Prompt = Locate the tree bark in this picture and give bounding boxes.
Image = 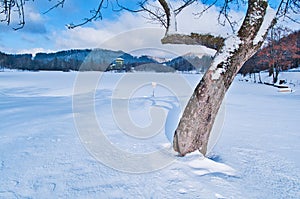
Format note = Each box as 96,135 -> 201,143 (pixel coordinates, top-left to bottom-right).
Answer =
161,33 -> 225,50
258,72 -> 262,83
172,0 -> 274,156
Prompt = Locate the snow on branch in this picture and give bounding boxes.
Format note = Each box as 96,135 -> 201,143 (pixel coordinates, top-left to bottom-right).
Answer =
210,35 -> 242,80
253,6 -> 277,45
253,7 -> 276,45
157,0 -> 177,33
161,33 -> 225,50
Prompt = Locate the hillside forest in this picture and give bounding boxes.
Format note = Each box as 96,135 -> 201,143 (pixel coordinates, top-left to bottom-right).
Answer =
0,31 -> 299,80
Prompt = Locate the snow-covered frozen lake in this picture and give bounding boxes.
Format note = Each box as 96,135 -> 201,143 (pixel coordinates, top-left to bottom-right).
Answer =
0,71 -> 299,198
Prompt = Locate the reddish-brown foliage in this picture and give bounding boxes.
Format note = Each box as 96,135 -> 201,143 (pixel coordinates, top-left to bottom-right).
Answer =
240,31 -> 300,76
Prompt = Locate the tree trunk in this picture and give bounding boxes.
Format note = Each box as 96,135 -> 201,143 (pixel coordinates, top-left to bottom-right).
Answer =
173,43 -> 259,155
173,0 -> 273,156
274,66 -> 279,83
258,71 -> 262,84
272,65 -> 276,83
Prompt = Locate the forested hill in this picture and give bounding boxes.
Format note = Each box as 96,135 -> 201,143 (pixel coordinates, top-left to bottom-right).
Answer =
0,49 -> 157,72
1,31 -> 299,73
240,30 -> 300,75
0,48 -> 212,72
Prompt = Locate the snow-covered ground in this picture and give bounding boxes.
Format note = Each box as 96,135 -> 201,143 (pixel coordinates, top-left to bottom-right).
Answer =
0,71 -> 299,198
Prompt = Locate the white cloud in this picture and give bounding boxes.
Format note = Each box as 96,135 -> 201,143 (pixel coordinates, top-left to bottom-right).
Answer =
25,8 -> 47,34
54,27 -> 111,49
17,48 -> 56,57
51,2 -> 244,57
53,12 -> 160,49
175,2 -> 245,36
28,11 -> 43,22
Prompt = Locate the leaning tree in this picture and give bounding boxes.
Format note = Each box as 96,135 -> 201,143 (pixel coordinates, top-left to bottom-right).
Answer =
1,0 -> 299,156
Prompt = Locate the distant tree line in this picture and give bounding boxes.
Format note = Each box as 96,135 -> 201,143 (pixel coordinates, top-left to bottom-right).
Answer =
0,48 -> 213,73
0,49 -> 90,71
166,54 -> 212,72
1,29 -> 298,76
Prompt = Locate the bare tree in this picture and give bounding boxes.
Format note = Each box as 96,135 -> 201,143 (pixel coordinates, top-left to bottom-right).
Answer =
166,0 -> 300,156
1,0 -> 299,156
258,26 -> 294,83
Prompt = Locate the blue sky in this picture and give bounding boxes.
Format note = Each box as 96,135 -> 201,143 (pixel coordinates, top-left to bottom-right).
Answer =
0,0 -> 236,56
0,0 -> 299,56
0,0 -> 123,53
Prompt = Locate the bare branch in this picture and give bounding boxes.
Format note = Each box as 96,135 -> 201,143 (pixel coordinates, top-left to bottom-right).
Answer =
13,0 -> 25,30
67,0 -> 108,29
193,0 -> 218,18
140,2 -> 168,28
161,33 -> 225,50
194,0 -> 243,32
113,0 -> 196,31
174,0 -> 197,15
1,0 -> 299,31
43,0 -> 65,14
113,0 -> 145,12
218,0 -> 238,32
111,0 -> 169,29
157,0 -> 171,30
284,14 -> 300,24
0,0 -> 27,30
276,0 -> 300,24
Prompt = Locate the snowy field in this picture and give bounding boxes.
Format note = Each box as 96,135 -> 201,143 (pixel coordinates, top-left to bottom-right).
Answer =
0,71 -> 299,198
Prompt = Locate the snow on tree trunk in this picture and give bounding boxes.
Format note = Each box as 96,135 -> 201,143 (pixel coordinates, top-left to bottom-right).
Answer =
173,0 -> 275,156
